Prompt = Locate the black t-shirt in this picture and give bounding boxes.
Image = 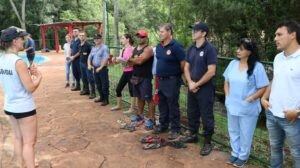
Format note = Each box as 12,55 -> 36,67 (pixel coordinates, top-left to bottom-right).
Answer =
132,46 -> 153,78
79,41 -> 92,64
186,41 -> 217,85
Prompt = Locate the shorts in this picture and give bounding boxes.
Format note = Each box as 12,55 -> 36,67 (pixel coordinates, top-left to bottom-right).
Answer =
132,78 -> 152,101
4,109 -> 36,119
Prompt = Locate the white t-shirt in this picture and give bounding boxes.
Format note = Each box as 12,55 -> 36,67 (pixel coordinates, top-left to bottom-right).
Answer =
0,53 -> 35,113
269,49 -> 300,118
63,43 -> 71,59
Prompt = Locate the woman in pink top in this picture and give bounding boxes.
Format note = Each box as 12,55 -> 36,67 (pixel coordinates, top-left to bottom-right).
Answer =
111,34 -> 136,113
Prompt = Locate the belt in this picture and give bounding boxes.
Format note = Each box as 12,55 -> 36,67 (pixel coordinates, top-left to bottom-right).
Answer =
157,76 -> 179,80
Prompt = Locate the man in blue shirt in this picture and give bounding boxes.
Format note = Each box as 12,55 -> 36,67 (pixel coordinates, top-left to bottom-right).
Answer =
70,28 -> 82,91
88,34 -> 110,106
154,23 -> 186,140
24,34 -> 35,65
183,22 -> 217,156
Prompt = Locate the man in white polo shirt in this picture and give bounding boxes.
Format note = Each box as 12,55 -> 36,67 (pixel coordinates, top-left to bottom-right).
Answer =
261,20 -> 300,168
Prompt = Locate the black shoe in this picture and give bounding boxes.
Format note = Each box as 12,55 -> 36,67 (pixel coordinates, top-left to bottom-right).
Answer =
94,97 -> 103,103
65,83 -> 70,88
152,126 -> 168,134
101,100 -> 109,106
168,131 -> 180,140
80,90 -> 90,95
200,143 -> 213,156
89,93 -> 96,99
71,87 -> 80,91
180,130 -> 198,143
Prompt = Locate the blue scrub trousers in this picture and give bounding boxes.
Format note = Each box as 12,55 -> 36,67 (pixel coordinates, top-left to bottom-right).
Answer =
227,113 -> 258,161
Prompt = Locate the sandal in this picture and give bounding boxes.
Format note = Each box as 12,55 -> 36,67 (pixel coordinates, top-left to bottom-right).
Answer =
140,135 -> 161,144
142,140 -> 166,150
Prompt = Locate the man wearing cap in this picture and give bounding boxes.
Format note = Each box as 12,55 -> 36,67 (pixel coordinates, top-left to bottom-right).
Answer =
153,23 -> 186,140
182,22 -> 217,156
127,29 -> 155,130
24,34 -> 35,65
78,31 -> 95,99
70,28 -> 82,91
88,34 -> 110,106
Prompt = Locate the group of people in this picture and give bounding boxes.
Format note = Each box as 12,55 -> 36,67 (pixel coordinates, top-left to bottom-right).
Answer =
0,19 -> 299,168
64,29 -> 110,106
63,20 -> 300,168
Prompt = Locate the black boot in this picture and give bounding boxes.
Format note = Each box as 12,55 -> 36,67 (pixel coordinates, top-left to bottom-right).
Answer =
200,135 -> 213,156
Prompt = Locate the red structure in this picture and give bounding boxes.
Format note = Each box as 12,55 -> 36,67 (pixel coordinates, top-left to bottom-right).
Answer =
39,21 -> 102,53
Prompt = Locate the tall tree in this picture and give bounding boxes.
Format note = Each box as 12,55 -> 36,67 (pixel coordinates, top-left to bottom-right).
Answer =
9,0 -> 26,29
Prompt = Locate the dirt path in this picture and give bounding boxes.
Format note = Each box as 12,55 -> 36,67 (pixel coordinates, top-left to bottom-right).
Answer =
0,51 -> 256,168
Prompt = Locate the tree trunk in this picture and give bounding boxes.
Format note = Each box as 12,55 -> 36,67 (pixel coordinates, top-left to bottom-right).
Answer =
102,0 -> 107,43
9,0 -> 26,30
113,0 -> 120,55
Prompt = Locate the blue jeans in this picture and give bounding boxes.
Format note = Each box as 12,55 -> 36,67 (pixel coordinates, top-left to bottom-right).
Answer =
65,61 -> 75,84
266,110 -> 300,168
80,62 -> 95,92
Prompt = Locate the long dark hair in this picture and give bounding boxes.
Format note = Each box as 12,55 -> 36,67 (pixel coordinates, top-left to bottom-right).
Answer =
238,38 -> 259,78
124,33 -> 134,45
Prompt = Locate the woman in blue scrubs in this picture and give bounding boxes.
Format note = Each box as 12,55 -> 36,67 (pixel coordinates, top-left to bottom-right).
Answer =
223,38 -> 269,167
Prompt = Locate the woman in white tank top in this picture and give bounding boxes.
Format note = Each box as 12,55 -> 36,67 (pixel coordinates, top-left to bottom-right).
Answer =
0,27 -> 42,168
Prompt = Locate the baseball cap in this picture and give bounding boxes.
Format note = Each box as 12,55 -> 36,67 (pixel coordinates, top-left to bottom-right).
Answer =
94,33 -> 102,39
136,29 -> 148,38
189,22 -> 209,33
0,26 -> 29,42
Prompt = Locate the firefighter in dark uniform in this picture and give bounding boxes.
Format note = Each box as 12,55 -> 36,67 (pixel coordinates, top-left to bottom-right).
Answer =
153,23 -> 186,140
182,22 -> 217,156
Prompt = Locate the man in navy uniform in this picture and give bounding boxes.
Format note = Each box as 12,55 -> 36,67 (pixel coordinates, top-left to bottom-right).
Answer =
182,22 -> 217,156
154,23 -> 186,140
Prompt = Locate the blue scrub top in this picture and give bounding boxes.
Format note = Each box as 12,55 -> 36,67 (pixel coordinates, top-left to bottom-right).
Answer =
223,60 -> 269,116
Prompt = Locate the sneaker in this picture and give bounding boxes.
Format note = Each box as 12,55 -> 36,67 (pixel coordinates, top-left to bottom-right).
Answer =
168,131 -> 180,140
65,83 -> 70,88
179,130 -> 198,143
233,159 -> 247,168
144,119 -> 154,130
94,97 -> 103,103
80,90 -> 89,95
71,86 -> 80,91
152,125 -> 168,134
226,155 -> 238,165
89,93 -> 96,99
200,143 -> 213,156
130,114 -> 144,122
100,100 -> 109,106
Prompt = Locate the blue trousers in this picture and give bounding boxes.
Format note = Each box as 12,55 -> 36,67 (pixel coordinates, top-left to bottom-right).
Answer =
266,110 -> 300,168
187,85 -> 215,137
80,62 -> 95,92
158,76 -> 181,132
71,58 -> 81,87
227,113 -> 258,160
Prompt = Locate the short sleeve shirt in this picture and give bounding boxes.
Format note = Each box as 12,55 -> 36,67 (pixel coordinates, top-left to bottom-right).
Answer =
223,60 -> 269,116
186,41 -> 217,84
156,40 -> 185,77
88,44 -> 109,68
